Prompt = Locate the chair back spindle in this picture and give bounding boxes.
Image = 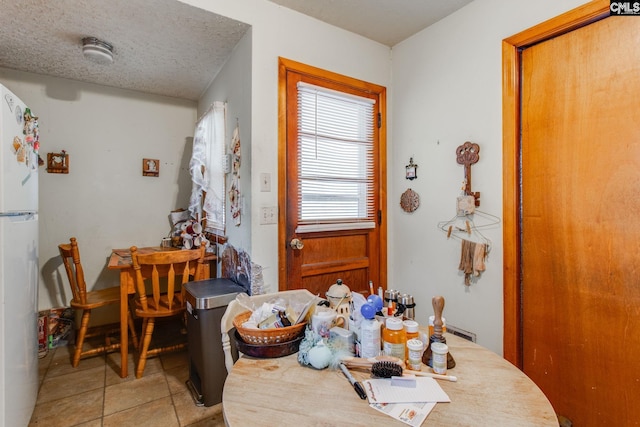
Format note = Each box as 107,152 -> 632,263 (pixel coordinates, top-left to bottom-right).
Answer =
59,237 -> 88,305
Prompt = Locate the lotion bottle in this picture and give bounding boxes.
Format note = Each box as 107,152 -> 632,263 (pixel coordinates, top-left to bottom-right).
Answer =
359,303 -> 381,358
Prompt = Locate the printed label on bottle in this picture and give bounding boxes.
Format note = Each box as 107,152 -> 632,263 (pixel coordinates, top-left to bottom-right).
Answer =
433,352 -> 447,374
360,327 -> 381,358
383,342 -> 406,360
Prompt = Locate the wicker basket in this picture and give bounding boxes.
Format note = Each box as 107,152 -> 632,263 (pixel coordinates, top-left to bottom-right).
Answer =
233,310 -> 307,345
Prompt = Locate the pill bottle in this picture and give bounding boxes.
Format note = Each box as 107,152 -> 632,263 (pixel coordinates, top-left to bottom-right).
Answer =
406,339 -> 424,370
403,320 -> 419,364
403,320 -> 419,340
383,317 -> 406,361
430,342 -> 449,375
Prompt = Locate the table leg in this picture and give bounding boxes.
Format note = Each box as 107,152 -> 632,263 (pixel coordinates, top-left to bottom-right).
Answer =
120,270 -> 129,378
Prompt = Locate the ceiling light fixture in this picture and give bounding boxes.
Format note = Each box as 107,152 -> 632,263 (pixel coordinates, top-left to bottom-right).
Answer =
82,37 -> 114,64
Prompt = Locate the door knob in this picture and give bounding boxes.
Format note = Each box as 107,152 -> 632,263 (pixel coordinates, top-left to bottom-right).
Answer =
290,238 -> 304,250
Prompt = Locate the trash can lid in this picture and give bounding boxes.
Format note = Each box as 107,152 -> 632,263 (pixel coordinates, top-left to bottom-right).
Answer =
184,278 -> 247,309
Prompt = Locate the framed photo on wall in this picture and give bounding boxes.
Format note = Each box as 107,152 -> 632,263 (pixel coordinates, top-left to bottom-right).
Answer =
142,158 -> 159,177
405,157 -> 417,180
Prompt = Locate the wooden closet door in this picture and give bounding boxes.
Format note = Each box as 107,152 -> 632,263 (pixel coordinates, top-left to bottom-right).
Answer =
520,16 -> 640,425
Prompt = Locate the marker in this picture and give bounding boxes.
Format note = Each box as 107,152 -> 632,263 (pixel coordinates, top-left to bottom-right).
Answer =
339,363 -> 367,400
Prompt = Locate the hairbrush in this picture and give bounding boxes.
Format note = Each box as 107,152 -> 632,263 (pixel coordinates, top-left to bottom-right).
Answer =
371,360 -> 458,382
371,360 -> 403,377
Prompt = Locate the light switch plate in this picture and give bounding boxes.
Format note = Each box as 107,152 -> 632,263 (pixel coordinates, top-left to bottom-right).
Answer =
260,173 -> 271,192
260,206 -> 277,225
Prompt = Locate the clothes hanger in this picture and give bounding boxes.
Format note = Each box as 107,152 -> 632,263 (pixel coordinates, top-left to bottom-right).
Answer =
437,210 -> 499,253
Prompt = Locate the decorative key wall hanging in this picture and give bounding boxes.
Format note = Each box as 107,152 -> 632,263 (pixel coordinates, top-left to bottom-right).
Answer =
437,141 -> 500,286
456,141 -> 480,211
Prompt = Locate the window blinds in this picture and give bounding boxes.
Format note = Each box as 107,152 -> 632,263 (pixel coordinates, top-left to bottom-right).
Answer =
296,82 -> 376,232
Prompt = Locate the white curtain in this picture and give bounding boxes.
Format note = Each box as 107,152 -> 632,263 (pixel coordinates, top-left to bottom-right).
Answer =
189,101 -> 226,234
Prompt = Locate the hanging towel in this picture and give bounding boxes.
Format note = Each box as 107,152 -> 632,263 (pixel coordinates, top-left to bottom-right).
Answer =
473,243 -> 486,276
458,240 -> 488,285
458,239 -> 476,286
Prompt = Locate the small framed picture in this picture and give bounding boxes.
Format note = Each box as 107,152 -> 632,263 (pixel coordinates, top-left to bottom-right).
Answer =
405,157 -> 418,180
142,158 -> 159,177
47,152 -> 69,174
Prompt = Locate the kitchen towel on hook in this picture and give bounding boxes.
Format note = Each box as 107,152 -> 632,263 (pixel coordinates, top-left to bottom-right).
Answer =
458,239 -> 486,286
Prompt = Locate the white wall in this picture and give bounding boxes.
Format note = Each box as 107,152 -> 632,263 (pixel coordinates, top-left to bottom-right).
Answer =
0,68 -> 197,311
182,0 -> 392,292
389,0 -> 587,354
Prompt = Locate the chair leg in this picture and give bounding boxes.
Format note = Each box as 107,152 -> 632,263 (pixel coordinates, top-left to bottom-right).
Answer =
136,317 -> 155,379
72,309 -> 91,367
128,311 -> 139,350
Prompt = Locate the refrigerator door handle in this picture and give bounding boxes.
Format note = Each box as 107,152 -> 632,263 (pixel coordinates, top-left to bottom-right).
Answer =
0,211 -> 37,219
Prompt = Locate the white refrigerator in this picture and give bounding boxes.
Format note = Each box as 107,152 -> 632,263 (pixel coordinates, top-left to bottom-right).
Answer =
0,84 -> 39,427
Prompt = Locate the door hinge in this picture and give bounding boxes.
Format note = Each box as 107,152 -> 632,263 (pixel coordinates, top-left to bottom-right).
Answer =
377,210 -> 382,225
377,112 -> 382,129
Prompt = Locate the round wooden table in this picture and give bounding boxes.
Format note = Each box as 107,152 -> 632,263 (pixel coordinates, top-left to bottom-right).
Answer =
222,333 -> 557,426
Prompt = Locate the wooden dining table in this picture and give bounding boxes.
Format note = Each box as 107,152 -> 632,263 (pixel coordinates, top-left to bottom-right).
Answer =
222,332 -> 558,426
107,246 -> 216,378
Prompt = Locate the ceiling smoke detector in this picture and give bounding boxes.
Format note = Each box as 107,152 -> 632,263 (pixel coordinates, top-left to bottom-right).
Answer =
82,37 -> 113,64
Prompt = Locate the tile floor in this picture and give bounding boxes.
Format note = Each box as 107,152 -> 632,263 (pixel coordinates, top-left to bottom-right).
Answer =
30,339 -> 226,427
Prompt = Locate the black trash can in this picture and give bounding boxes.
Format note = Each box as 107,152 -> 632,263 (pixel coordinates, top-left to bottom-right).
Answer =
184,278 -> 248,407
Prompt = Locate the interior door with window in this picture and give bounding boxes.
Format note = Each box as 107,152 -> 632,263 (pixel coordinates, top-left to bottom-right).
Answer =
278,58 -> 387,296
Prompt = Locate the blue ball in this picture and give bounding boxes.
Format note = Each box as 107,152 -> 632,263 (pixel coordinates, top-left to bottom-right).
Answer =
361,302 -> 376,320
367,294 -> 383,311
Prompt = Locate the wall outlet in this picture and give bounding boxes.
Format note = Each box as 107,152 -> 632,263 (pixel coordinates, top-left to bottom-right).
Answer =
260,206 -> 277,225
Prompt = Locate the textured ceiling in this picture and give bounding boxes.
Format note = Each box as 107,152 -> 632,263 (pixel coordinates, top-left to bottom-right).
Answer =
0,0 -> 250,101
266,0 -> 474,46
0,0 -> 472,101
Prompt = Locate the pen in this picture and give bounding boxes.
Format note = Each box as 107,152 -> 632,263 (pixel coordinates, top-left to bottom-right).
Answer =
339,363 -> 367,400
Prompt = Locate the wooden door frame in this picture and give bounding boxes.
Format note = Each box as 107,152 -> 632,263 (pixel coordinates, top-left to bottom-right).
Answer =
277,57 -> 388,291
502,0 -> 610,367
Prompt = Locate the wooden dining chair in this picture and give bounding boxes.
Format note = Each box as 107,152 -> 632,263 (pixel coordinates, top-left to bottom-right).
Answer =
58,237 -> 139,367
130,245 -> 207,378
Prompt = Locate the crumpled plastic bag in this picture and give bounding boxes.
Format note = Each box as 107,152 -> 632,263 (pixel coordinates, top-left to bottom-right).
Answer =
235,292 -> 318,329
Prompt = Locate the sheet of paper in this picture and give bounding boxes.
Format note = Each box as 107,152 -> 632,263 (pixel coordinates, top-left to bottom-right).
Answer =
362,377 -> 451,404
370,402 -> 437,427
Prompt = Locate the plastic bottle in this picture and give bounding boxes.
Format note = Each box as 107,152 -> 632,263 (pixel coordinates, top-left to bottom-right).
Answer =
360,303 -> 381,358
407,339 -> 424,370
383,317 -> 406,360
403,320 -> 419,340
430,342 -> 449,374
403,320 -> 419,364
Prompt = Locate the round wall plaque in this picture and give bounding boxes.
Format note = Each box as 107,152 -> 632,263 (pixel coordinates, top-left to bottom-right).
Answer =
400,188 -> 420,213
